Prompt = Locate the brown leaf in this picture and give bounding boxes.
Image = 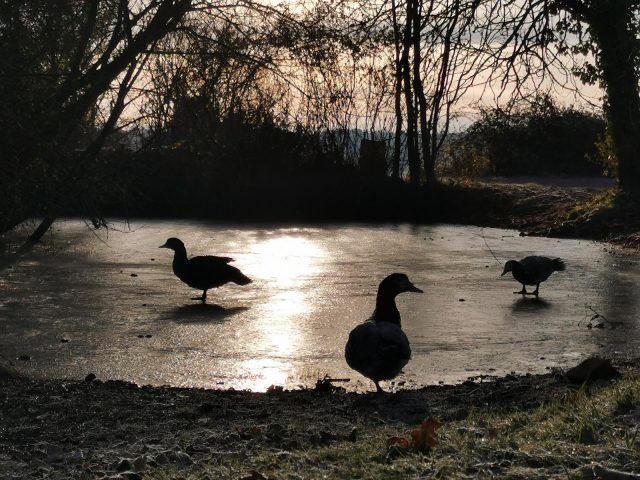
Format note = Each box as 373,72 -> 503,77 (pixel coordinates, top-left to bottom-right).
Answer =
386,436 -> 410,449
410,417 -> 442,451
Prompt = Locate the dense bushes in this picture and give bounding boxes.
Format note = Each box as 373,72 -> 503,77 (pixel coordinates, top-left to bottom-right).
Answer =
440,97 -> 610,178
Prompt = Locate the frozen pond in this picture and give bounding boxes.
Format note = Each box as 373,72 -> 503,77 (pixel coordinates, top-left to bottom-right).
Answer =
1,220 -> 639,391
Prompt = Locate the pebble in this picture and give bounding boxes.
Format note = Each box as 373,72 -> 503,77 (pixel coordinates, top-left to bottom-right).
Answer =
45,443 -> 64,463
17,355 -> 30,361
116,459 -> 132,472
132,456 -> 147,471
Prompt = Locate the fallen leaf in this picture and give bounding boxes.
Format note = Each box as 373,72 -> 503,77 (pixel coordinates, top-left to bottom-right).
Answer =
410,417 -> 442,451
386,436 -> 410,449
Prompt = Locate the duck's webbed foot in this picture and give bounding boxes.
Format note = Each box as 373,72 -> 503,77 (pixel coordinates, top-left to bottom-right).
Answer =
191,290 -> 207,302
514,286 -> 528,295
374,380 -> 385,394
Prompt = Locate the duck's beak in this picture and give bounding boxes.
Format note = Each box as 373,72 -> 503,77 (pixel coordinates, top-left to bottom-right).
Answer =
406,282 -> 423,293
500,268 -> 508,276
159,242 -> 168,249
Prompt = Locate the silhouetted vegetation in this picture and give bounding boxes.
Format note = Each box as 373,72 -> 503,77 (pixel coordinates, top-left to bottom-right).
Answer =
3,1 -> 640,244
441,97 -> 609,178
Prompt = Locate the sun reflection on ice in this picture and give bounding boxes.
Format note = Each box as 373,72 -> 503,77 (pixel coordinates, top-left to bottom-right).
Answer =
238,235 -> 327,391
236,358 -> 292,392
248,235 -> 325,286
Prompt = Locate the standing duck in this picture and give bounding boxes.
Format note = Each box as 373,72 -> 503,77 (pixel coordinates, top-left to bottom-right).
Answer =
345,273 -> 423,393
159,238 -> 252,302
502,256 -> 565,297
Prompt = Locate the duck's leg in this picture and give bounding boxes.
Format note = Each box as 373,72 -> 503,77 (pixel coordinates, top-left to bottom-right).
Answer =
191,290 -> 207,302
532,284 -> 540,297
514,285 -> 527,295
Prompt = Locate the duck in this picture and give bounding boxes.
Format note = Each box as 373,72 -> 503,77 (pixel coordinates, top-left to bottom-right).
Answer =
345,273 -> 423,393
501,256 -> 565,297
159,237 -> 252,302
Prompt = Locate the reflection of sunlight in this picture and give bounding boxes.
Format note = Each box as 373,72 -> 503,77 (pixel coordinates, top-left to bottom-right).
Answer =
248,236 -> 324,286
266,290 -> 308,321
242,236 -> 326,391
237,358 -> 291,392
258,290 -> 307,359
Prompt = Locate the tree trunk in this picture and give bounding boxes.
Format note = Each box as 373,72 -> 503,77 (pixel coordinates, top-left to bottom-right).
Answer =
402,0 -> 420,185
391,0 -> 403,180
412,0 -> 434,189
587,1 -> 640,191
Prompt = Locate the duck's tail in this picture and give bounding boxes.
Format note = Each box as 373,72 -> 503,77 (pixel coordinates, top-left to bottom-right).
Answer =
232,269 -> 252,285
552,258 -> 566,272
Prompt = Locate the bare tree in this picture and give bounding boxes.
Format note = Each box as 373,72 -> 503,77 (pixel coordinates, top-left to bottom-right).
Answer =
465,0 -> 640,190
0,0 -> 193,247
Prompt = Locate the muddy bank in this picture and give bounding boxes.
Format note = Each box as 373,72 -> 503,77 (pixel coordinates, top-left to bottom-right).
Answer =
2,359 -> 639,479
432,179 -> 640,249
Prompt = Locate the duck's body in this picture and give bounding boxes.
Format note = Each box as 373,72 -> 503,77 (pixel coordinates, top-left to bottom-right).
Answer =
502,256 -> 565,297
345,273 -> 422,393
160,238 -> 251,302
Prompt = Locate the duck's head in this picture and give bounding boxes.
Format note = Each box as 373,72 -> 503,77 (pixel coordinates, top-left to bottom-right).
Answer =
501,260 -> 519,276
159,237 -> 185,251
378,273 -> 423,298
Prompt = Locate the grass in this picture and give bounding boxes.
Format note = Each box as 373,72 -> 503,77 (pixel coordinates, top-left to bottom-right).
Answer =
143,370 -> 640,480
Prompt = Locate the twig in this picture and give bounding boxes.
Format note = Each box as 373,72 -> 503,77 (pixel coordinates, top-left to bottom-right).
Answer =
481,227 -> 503,265
592,464 -> 640,480
583,305 -> 623,330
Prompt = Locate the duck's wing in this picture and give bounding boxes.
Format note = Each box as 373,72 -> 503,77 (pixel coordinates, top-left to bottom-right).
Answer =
520,256 -> 555,282
184,255 -> 249,287
345,321 -> 411,377
190,255 -> 234,266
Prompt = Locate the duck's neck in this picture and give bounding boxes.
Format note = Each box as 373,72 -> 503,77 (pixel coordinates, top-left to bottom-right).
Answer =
373,289 -> 401,326
511,261 -> 526,282
171,245 -> 188,268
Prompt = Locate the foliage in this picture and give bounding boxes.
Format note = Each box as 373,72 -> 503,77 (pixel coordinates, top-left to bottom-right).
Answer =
442,96 -> 608,177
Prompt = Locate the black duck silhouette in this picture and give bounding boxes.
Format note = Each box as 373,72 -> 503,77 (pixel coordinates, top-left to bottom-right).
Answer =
159,237 -> 252,302
502,256 -> 565,297
345,273 -> 422,393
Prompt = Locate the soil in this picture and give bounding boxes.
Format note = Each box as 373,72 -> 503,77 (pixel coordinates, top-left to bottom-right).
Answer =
2,358 -> 639,479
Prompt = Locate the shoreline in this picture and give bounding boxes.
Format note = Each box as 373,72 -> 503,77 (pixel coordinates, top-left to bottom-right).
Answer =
2,358 -> 639,479
4,178 -> 638,253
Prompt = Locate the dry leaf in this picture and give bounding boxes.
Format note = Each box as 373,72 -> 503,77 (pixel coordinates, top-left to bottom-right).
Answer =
410,417 -> 442,451
386,436 -> 410,449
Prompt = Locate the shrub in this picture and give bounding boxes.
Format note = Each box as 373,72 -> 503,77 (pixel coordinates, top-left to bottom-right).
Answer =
441,96 -> 609,178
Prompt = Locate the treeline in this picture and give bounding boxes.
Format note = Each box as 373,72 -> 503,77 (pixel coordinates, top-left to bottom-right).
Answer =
2,1 -> 640,242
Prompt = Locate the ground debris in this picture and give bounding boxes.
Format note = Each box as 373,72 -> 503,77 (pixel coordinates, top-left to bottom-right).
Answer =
1,360 -> 639,479
565,357 -> 620,384
582,464 -> 640,480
